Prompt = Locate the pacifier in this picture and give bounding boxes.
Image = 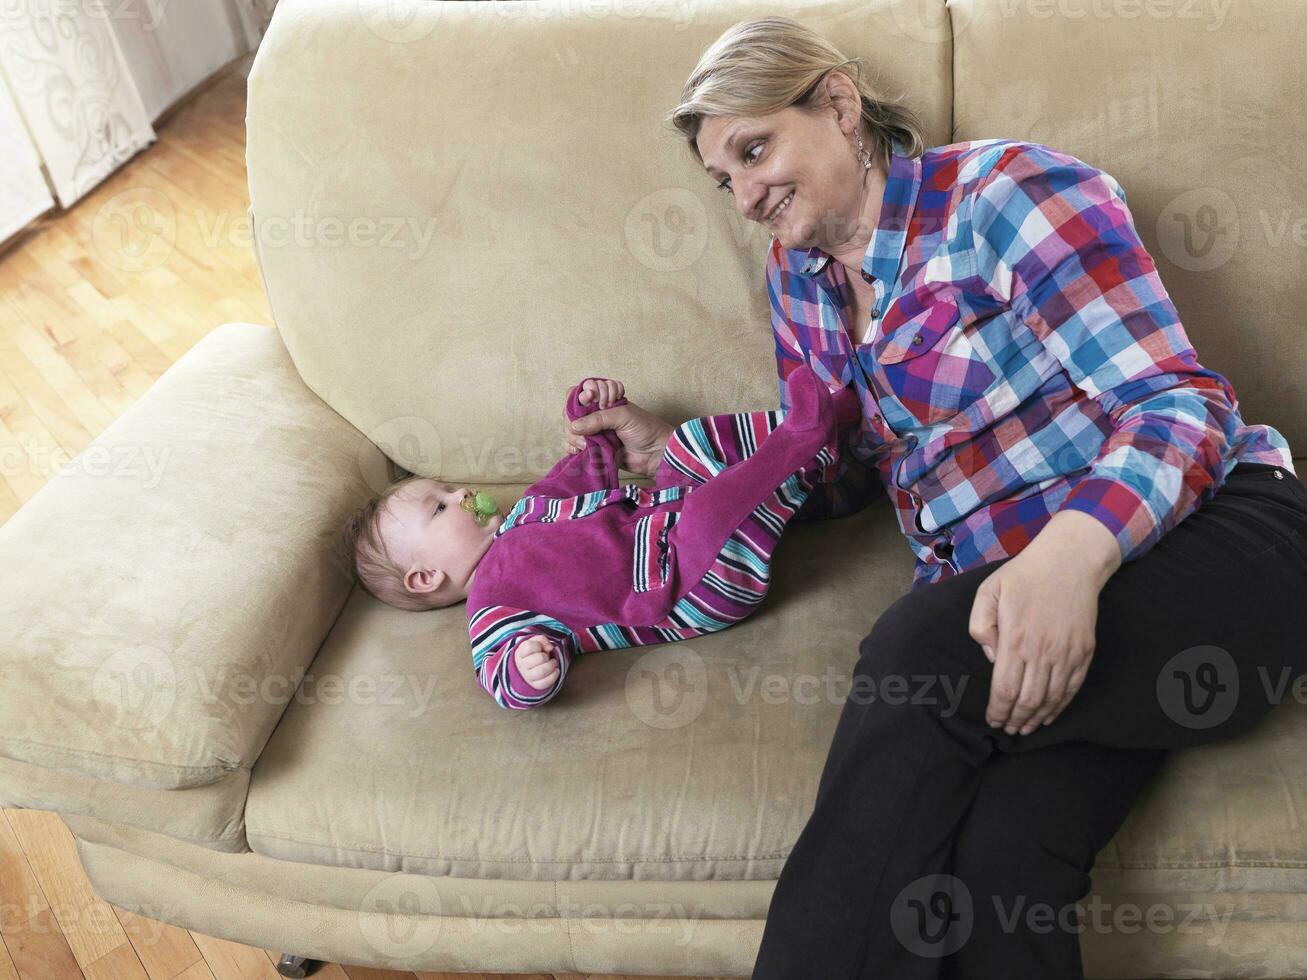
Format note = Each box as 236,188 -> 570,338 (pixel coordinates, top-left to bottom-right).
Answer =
461,490 -> 500,527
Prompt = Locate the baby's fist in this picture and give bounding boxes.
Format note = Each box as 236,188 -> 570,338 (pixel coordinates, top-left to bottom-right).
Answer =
577,377 -> 625,410
513,636 -> 560,691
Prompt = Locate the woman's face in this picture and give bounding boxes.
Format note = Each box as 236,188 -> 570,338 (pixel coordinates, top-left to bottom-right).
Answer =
696,76 -> 872,253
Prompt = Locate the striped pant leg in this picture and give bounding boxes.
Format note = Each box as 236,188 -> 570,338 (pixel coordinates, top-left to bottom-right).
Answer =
654,408 -> 838,632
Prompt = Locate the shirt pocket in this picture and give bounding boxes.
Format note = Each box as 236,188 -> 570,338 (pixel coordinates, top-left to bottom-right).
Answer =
872,299 -> 997,427
633,509 -> 680,593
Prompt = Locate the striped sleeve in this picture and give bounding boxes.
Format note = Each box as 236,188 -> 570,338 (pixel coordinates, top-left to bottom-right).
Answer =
969,142 -> 1238,564
768,243 -> 883,521
468,606 -> 576,710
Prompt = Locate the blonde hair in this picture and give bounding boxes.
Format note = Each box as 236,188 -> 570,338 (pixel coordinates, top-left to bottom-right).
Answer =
666,15 -> 927,174
338,474 -> 449,611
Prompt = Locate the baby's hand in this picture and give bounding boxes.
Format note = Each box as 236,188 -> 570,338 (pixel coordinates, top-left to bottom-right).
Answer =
567,379 -> 626,455
577,378 -> 624,410
513,636 -> 560,691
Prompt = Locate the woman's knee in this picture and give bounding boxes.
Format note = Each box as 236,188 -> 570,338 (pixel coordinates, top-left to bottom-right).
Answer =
855,592 -> 989,719
951,805 -> 1096,906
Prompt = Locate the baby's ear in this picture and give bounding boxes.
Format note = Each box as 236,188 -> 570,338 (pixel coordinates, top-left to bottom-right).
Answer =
403,566 -> 447,598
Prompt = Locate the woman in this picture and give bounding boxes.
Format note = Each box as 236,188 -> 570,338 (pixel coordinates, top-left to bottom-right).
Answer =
562,16 -> 1307,979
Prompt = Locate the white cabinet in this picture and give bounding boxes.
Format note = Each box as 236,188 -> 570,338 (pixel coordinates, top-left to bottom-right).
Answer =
0,75 -> 53,245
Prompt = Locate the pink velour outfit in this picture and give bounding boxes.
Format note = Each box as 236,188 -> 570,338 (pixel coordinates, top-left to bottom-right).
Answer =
465,363 -> 862,709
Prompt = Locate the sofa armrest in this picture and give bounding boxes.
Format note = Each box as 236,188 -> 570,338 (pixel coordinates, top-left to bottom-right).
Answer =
0,323 -> 374,790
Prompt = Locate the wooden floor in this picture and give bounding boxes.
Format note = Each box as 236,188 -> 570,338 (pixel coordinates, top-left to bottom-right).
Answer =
0,51 -> 722,980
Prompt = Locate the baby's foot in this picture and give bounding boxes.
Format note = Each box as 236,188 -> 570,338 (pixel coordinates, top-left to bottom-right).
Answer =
782,364 -> 834,433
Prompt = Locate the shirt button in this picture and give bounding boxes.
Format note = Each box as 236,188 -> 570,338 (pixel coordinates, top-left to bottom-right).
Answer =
912,334 -> 923,345
869,308 -> 880,318
872,413 -> 882,423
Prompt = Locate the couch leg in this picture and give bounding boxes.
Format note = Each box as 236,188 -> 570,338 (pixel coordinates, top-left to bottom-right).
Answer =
274,953 -> 316,977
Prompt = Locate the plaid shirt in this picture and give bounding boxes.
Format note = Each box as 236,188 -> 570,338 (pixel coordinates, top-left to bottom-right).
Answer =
770,137 -> 1295,592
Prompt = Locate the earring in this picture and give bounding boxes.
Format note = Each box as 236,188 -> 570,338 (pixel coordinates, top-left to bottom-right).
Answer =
853,132 -> 872,170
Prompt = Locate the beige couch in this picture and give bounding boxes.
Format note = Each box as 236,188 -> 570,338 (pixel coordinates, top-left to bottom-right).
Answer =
3,0 -> 1306,975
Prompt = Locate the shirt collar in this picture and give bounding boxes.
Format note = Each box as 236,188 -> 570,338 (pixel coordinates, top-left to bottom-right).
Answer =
781,137 -> 921,287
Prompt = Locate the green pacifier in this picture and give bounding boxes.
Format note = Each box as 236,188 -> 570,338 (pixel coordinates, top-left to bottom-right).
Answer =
461,490 -> 500,527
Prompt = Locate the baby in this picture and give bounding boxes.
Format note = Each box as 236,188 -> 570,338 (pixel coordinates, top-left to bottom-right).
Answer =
340,364 -> 862,709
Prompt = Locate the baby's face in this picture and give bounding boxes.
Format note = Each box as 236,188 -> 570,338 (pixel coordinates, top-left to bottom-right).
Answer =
381,478 -> 504,605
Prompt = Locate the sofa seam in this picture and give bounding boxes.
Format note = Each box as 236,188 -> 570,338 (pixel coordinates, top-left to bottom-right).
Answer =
243,827 -> 1307,872
245,828 -> 789,865
0,735 -> 242,775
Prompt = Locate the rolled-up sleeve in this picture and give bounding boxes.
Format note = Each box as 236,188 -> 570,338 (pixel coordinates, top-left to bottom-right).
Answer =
969,142 -> 1239,564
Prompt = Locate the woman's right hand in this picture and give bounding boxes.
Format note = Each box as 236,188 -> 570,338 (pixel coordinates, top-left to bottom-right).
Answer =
563,397 -> 676,478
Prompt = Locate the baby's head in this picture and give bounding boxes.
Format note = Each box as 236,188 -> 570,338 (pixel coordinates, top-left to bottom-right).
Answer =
339,475 -> 504,611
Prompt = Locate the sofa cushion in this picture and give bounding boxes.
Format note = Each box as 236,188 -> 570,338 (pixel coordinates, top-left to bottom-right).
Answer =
0,323 -> 365,790
244,491 -> 917,878
247,478 -> 1307,888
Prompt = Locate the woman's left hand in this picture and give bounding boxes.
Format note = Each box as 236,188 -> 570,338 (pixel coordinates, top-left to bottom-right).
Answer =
968,510 -> 1121,735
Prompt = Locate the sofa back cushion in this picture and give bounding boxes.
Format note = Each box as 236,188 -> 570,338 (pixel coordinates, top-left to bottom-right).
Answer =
244,0 -> 952,484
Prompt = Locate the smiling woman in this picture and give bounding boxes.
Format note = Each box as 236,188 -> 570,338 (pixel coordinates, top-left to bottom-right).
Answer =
655,13 -> 1307,980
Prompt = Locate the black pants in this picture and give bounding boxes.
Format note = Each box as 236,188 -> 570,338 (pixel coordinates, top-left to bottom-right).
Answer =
751,461 -> 1307,979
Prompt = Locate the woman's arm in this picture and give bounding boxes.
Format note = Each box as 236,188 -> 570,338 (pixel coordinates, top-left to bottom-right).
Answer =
969,142 -> 1238,566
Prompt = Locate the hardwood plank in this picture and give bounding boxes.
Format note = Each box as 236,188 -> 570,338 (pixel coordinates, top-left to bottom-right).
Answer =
188,932 -> 282,980
0,812 -> 97,979
174,957 -> 219,980
82,940 -> 149,980
113,906 -> 203,980
0,937 -> 19,980
340,966 -> 419,980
